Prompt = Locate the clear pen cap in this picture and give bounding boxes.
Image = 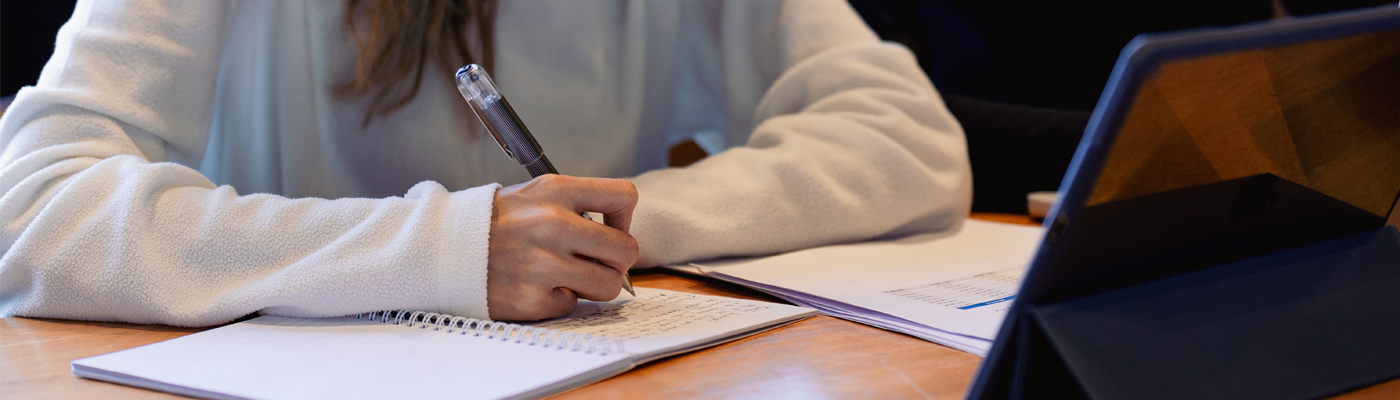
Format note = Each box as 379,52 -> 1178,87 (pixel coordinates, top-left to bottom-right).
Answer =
455,64 -> 502,108
454,64 -> 553,175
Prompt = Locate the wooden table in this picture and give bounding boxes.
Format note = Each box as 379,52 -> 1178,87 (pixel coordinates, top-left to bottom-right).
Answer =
4,214 -> 1399,399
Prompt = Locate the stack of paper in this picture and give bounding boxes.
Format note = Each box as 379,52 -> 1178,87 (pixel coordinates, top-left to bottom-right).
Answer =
673,220 -> 1044,355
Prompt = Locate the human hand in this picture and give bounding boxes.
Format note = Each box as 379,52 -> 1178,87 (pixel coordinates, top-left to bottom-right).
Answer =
486,174 -> 639,321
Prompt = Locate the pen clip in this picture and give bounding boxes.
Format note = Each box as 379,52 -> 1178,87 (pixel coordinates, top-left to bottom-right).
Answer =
466,96 -> 517,161
456,64 -> 518,162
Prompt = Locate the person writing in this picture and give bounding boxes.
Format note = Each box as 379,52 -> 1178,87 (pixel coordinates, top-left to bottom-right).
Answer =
0,0 -> 970,325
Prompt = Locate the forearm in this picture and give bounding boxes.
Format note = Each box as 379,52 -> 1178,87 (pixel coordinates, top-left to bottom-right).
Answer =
0,147 -> 498,326
631,41 -> 971,267
0,103 -> 497,326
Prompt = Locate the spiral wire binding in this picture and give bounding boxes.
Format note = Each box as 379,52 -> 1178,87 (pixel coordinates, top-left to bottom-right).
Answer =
356,310 -> 624,355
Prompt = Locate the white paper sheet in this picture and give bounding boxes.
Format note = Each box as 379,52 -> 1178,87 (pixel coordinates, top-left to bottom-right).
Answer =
71,288 -> 815,399
524,288 -> 815,361
681,219 -> 1044,355
73,316 -> 631,400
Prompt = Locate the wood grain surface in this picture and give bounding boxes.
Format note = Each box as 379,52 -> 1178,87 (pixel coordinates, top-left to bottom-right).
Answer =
3,214 -> 1397,399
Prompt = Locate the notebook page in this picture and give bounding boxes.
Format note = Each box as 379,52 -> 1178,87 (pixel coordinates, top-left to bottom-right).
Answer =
523,288 -> 815,361
73,315 -> 631,400
692,219 -> 1043,340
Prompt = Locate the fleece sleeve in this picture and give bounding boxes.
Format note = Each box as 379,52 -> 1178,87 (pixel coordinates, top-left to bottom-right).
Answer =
630,0 -> 972,267
0,0 -> 496,327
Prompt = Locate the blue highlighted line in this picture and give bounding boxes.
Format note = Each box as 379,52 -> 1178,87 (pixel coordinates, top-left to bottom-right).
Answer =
957,296 -> 1016,310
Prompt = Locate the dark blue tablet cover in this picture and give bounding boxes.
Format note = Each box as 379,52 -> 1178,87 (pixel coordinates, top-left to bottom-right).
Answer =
969,5 -> 1400,399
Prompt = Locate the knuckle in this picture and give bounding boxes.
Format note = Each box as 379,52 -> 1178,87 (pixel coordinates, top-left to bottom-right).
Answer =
621,235 -> 640,266
586,275 -> 621,300
616,180 -> 639,204
621,234 -> 641,265
545,206 -> 577,222
534,173 -> 564,187
521,252 -> 561,275
522,210 -> 568,240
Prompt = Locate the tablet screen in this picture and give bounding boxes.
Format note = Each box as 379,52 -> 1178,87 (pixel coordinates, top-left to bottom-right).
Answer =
1088,28 -> 1400,217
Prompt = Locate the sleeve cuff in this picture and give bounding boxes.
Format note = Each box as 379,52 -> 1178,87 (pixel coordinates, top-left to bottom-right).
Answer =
428,182 -> 500,320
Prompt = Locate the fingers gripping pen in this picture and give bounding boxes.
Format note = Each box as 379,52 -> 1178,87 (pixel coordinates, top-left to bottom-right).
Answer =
455,64 -> 636,297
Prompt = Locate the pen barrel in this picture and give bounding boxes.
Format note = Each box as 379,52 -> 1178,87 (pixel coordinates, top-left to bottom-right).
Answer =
479,97 -> 557,176
521,154 -> 557,178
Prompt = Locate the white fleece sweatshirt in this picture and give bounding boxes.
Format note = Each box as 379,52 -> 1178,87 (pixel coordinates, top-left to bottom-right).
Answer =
0,0 -> 970,326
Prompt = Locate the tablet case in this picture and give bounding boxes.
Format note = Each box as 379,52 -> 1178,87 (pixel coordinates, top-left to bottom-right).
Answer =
967,6 -> 1400,399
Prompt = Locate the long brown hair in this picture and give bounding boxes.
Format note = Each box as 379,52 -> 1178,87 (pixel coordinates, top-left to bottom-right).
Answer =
337,0 -> 497,126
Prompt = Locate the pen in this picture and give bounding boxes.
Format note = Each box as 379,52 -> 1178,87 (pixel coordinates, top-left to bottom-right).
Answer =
454,63 -> 636,297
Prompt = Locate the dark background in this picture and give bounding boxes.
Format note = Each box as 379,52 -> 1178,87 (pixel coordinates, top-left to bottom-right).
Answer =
3,0 -> 1394,212
846,0 -> 1394,213
2,0 -> 79,97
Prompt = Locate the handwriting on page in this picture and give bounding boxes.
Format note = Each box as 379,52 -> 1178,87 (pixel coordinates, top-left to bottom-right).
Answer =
528,293 -> 773,340
884,269 -> 1023,311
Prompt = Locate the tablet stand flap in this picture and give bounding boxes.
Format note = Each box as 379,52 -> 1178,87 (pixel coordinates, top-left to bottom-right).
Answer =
1032,226 -> 1400,400
1007,312 -> 1090,400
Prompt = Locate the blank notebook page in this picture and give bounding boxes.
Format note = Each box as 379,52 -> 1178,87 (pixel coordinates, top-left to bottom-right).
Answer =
73,316 -> 631,400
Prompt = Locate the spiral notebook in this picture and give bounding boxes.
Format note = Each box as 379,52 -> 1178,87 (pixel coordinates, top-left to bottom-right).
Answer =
71,288 -> 815,400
